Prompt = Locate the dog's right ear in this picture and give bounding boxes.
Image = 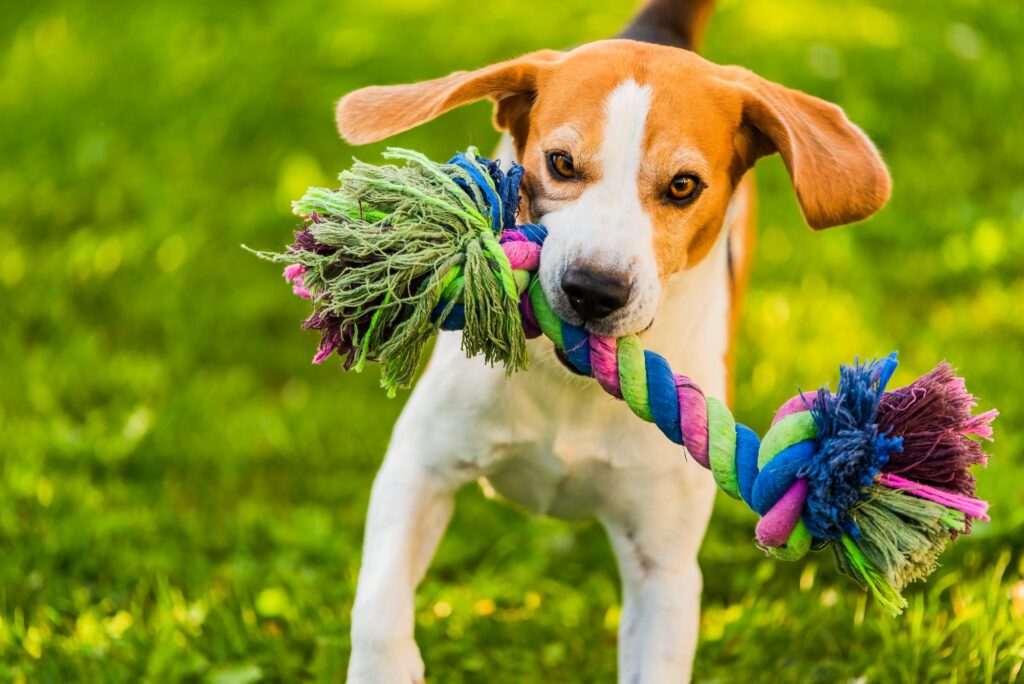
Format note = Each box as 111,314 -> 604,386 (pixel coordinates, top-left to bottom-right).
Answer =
336,50 -> 565,145
718,66 -> 891,230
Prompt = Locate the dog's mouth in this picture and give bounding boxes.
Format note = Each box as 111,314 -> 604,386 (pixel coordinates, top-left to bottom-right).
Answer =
551,317 -> 655,375
554,345 -> 587,375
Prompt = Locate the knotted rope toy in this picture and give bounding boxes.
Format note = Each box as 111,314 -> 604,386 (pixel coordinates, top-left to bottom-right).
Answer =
254,148 -> 997,614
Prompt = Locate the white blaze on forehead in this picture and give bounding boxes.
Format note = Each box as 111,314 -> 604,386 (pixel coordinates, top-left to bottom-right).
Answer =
535,78 -> 661,337
578,79 -> 656,270
598,80 -> 652,197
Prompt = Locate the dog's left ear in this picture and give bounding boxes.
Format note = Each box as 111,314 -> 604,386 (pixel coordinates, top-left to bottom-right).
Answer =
721,66 -> 891,229
335,50 -> 565,147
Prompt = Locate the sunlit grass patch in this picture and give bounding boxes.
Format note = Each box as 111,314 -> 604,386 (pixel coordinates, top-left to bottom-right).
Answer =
1,0 -> 1022,681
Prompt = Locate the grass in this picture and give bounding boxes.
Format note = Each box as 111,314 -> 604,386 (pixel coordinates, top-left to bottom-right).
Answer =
1,0 -> 1022,681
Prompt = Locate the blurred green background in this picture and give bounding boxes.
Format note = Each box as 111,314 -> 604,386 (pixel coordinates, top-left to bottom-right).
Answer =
2,0 -> 1022,681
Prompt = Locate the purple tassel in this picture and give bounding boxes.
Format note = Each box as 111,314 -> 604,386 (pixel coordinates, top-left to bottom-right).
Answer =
292,225 -> 338,256
288,219 -> 372,368
877,362 -> 996,533
302,308 -> 366,371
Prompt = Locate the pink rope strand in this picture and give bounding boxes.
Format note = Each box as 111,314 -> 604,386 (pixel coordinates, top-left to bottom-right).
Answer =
877,472 -> 990,520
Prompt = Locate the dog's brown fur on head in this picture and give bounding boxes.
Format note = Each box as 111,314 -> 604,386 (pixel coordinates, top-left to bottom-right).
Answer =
336,40 -> 890,281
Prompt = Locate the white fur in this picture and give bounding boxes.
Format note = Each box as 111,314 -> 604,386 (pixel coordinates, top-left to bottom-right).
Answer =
347,81 -> 738,683
538,81 -> 661,337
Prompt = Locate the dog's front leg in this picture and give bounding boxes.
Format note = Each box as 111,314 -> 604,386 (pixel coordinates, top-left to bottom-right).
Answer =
346,378 -> 482,684
600,454 -> 717,684
346,458 -> 451,683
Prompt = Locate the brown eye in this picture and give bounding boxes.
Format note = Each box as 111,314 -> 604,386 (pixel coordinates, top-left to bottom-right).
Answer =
547,151 -> 576,180
667,174 -> 702,203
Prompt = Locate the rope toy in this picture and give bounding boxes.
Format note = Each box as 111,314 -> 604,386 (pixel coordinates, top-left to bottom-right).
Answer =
254,148 -> 997,614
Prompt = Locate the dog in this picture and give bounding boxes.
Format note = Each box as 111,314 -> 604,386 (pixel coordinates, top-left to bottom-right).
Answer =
334,1 -> 890,681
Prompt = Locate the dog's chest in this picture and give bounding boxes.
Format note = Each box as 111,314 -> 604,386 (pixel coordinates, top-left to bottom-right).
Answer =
415,240 -> 732,520
472,346 -> 693,520
480,418 -> 629,520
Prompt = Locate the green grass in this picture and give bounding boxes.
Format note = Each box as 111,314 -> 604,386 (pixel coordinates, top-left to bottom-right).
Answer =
2,0 -> 1023,681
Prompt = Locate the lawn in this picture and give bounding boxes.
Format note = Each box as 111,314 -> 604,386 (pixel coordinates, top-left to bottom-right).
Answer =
1,0 -> 1022,681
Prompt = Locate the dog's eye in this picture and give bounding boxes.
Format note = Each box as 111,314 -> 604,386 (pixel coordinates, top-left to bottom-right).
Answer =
547,152 -> 576,180
667,174 -> 703,203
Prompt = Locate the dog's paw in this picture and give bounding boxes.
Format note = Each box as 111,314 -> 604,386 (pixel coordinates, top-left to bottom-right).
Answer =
347,637 -> 425,684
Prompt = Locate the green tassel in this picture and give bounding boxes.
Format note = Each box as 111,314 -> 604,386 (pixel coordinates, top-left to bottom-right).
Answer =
250,148 -> 527,392
837,534 -> 908,616
849,485 -> 956,591
832,484 -> 966,615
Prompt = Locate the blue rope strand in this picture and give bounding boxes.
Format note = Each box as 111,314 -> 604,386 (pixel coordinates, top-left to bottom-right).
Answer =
561,322 -> 592,375
645,350 -> 683,445
734,424 -> 761,508
449,153 -> 503,233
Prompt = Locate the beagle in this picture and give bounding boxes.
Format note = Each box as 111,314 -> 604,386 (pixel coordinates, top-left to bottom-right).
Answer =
334,1 -> 890,681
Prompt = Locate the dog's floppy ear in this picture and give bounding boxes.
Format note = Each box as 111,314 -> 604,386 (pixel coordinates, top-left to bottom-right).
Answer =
336,50 -> 565,145
722,66 -> 891,229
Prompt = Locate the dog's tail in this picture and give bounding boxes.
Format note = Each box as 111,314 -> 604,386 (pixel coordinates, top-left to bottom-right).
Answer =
616,0 -> 715,52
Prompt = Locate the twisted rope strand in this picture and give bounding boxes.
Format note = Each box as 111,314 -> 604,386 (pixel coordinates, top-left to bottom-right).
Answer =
501,226 -> 812,558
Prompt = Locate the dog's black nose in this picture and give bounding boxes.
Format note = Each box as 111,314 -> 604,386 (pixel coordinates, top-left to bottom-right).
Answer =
561,266 -> 631,321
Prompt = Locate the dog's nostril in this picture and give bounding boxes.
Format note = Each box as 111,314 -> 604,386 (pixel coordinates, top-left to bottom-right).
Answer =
561,266 -> 631,321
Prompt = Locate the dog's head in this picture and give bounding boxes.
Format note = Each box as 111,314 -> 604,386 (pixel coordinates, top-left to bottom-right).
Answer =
336,40 -> 890,338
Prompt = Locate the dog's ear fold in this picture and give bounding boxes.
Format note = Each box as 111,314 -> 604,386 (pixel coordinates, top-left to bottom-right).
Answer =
722,67 -> 891,229
336,50 -> 565,146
